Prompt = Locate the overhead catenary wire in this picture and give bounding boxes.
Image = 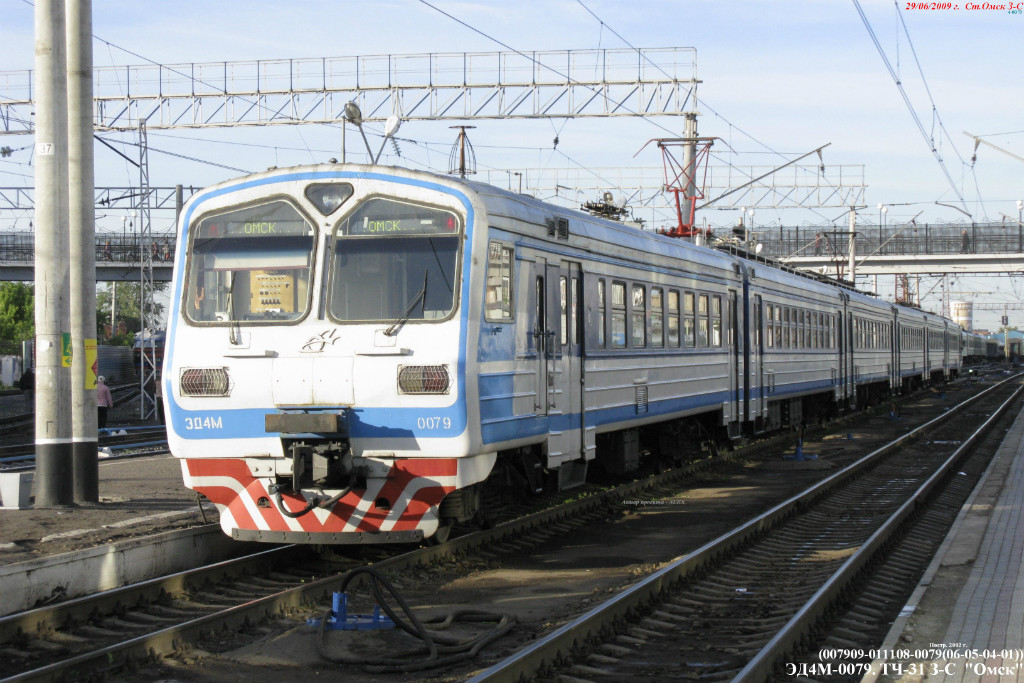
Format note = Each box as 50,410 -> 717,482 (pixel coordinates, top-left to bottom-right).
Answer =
95,135 -> 252,174
851,0 -> 970,215
573,1 -> 831,186
568,0 -> 840,227
412,0 -> 685,152
8,1 -> 897,231
10,0 -> 787,230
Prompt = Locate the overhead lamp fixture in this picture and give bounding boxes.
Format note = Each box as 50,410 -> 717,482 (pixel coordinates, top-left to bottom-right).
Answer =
342,102 -> 402,165
343,101 -> 362,126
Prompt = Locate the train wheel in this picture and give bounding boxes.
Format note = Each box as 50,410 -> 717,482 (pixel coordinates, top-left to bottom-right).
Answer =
426,523 -> 453,546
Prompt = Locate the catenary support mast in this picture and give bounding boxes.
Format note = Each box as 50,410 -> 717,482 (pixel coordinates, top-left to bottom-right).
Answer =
33,0 -> 73,507
67,0 -> 98,503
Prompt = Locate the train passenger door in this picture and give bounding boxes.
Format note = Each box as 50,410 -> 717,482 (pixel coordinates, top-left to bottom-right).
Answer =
891,313 -> 900,392
536,258 -> 585,476
532,267 -> 550,416
837,308 -> 848,407
923,319 -> 930,377
751,293 -> 764,424
943,322 -> 951,378
729,290 -> 741,427
846,311 -> 856,405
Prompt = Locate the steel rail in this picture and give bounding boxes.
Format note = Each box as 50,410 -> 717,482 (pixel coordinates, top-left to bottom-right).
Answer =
4,377 -> 998,681
1,432 -> 762,682
467,374 -> 1022,683
0,545 -> 298,644
0,427 -> 168,467
735,381 -> 1024,681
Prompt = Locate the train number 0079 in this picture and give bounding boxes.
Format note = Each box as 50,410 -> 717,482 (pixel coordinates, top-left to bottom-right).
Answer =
184,416 -> 224,430
417,416 -> 452,430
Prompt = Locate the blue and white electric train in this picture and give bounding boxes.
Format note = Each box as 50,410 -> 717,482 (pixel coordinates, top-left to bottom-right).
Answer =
163,163 -> 962,544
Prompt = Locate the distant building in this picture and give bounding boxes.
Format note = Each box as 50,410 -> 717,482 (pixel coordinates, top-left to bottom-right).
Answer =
950,300 -> 972,331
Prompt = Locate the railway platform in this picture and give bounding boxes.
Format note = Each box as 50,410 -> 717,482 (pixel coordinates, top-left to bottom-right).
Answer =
868,397 -> 1024,682
0,389 -> 209,566
0,386 -> 224,617
0,452 -> 208,563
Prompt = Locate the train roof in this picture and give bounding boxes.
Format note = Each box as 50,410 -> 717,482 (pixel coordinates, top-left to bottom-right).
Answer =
461,177 -> 741,270
458,175 -> 870,299
190,163 -> 957,328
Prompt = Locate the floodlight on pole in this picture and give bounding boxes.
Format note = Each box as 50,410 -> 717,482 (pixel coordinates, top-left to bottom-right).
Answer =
343,102 -> 362,126
344,101 -> 374,162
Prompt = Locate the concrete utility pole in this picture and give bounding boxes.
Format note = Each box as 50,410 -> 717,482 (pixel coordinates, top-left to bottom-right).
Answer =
67,0 -> 98,503
680,113 -> 698,227
33,0 -> 73,507
1004,305 -> 1011,366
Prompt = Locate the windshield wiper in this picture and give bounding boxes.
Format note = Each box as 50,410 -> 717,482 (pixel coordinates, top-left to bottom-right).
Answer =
226,272 -> 242,345
384,269 -> 428,337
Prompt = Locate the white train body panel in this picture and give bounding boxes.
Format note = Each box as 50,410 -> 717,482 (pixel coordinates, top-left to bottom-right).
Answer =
164,164 -> 963,544
748,265 -> 846,410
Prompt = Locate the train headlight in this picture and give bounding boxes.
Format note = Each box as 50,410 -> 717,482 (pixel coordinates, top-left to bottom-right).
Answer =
397,365 -> 450,395
180,368 -> 231,397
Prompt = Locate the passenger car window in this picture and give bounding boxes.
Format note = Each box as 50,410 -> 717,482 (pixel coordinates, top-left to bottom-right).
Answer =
611,282 -> 626,348
485,241 -> 514,322
329,198 -> 461,323
185,200 -> 314,324
632,285 -> 646,348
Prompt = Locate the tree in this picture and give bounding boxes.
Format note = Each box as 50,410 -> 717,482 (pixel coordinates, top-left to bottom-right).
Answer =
96,281 -> 168,341
0,282 -> 34,342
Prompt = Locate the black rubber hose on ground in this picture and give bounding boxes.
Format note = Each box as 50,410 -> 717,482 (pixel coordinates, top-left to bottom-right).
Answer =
315,565 -> 515,673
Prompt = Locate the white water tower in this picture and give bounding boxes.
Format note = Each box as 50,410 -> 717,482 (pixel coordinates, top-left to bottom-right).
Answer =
951,300 -> 973,331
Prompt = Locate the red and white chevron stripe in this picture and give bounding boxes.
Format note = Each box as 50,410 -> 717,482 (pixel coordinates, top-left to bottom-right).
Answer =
182,457 -> 458,537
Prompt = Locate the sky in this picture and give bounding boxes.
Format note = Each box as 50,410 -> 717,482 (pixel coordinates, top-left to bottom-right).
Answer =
1,0 -> 1023,329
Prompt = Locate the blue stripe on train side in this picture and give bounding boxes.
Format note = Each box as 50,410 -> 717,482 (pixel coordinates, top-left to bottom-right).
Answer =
172,405 -> 469,440
165,170 -> 474,441
479,389 -> 733,445
478,374 -> 840,446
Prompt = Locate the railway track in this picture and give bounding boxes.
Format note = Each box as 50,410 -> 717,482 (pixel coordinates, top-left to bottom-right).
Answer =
0,386 -> 167,469
469,375 -> 1023,683
0,426 -> 168,470
0,374 -> 1010,682
0,383 -> 137,430
0,420 -> 804,682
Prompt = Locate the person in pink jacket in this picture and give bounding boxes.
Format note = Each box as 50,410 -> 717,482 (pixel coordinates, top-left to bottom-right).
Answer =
96,375 -> 114,429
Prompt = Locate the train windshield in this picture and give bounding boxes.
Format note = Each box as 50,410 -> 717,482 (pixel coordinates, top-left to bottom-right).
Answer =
184,201 -> 315,324
328,197 -> 461,323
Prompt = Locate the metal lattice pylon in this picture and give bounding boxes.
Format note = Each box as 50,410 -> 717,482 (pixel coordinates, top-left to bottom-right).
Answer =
649,131 -> 715,237
137,120 -> 157,419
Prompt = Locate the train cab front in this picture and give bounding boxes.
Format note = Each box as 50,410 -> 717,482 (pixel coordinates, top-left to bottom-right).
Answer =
166,166 -> 477,544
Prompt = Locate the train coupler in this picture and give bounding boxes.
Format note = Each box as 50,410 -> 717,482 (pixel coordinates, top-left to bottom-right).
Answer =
306,592 -> 395,631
